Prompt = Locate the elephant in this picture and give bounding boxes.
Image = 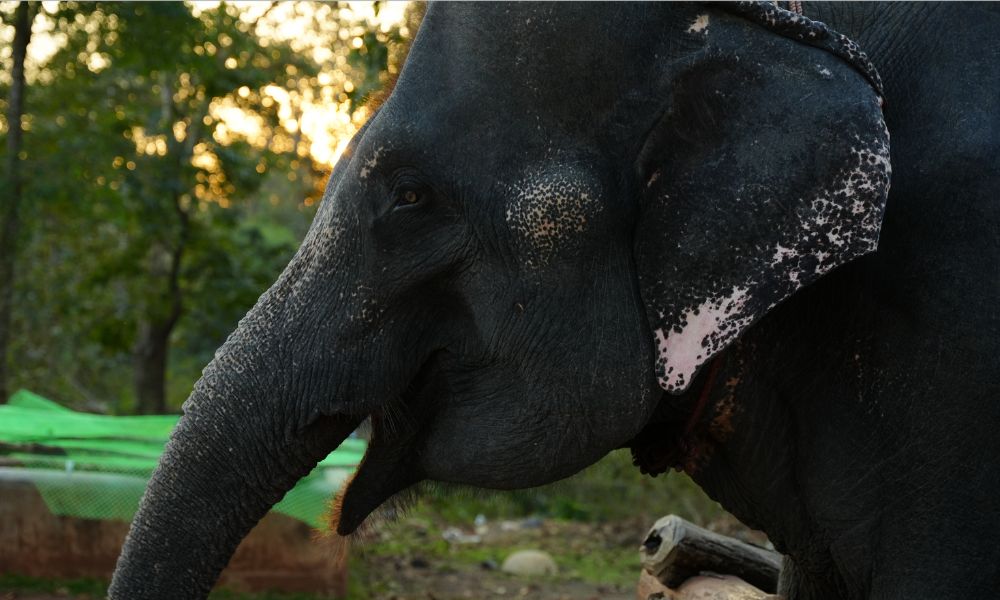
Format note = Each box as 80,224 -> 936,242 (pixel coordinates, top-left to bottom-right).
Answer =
110,2 -> 999,599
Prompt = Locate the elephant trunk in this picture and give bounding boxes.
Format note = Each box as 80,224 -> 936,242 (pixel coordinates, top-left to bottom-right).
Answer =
109,383 -> 360,599
110,241 -> 364,599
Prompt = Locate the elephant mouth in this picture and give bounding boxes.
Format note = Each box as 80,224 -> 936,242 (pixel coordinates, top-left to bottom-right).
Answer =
331,352 -> 449,535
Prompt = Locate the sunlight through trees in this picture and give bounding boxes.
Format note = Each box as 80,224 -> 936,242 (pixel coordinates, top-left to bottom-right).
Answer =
0,1 -> 422,413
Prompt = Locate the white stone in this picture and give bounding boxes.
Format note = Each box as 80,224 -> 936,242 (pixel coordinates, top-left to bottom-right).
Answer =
501,550 -> 557,576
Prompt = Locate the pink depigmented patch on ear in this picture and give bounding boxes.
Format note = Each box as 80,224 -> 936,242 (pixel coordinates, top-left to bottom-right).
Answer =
654,286 -> 752,393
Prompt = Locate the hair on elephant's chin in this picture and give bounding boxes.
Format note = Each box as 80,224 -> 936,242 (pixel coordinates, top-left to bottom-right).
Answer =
325,474 -> 425,544
323,480 -> 451,570
325,480 -> 522,554
322,488 -> 384,569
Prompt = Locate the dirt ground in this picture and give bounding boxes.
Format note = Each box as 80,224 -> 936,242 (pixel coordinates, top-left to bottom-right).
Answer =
357,568 -> 633,600
342,513 -> 761,600
0,518 -> 642,600
1,581 -> 631,600
1,514 -> 760,600
344,517 -> 642,600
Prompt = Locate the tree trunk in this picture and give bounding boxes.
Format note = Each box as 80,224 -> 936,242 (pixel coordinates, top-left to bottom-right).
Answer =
131,74 -> 191,415
133,318 -> 174,414
0,1 -> 34,403
132,241 -> 183,414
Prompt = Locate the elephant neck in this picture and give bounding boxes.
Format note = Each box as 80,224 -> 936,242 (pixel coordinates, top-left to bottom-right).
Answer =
628,353 -> 733,477
676,356 -> 726,467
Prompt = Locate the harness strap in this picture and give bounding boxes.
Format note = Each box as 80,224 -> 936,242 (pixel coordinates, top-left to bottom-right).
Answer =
725,1 -> 885,104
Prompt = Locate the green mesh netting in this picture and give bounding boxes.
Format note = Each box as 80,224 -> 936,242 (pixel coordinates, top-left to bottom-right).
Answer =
0,389 -> 365,529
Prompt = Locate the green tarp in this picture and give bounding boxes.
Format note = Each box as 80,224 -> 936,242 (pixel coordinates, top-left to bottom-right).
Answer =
0,389 -> 365,528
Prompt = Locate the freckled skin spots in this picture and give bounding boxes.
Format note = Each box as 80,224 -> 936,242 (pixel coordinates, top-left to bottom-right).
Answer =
644,122 -> 890,394
769,129 -> 891,285
505,167 -> 602,268
687,14 -> 710,34
728,1 -> 885,96
771,244 -> 798,267
358,146 -> 386,179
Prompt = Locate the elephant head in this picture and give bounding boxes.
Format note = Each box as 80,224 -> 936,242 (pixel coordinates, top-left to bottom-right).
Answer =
110,3 -> 889,598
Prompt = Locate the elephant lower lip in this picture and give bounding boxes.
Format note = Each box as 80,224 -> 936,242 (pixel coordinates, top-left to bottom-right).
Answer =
332,352 -> 449,535
333,458 -> 423,536
332,416 -> 425,536
333,409 -> 433,536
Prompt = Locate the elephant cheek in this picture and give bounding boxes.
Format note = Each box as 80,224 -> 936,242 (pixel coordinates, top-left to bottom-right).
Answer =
505,164 -> 603,269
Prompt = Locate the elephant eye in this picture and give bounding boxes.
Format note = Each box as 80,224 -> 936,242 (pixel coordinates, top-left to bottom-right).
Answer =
392,187 -> 424,210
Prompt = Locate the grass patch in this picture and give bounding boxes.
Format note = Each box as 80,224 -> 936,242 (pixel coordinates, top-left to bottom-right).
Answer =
0,574 -> 108,597
347,451 -> 727,591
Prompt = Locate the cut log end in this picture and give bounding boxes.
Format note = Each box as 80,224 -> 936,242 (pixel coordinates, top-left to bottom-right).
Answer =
639,514 -> 782,594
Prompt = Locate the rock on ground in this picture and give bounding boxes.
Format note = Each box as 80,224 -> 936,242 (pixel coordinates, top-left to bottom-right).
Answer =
501,549 -> 558,576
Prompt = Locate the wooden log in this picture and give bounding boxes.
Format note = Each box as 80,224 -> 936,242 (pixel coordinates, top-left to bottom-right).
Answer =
639,514 -> 782,594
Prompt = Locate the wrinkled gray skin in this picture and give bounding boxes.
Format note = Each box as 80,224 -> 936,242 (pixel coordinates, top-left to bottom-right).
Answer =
109,3 -> 921,599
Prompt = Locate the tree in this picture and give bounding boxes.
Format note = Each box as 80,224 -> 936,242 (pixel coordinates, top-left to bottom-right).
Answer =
39,3 -> 328,413
0,1 -> 421,413
0,1 -> 35,403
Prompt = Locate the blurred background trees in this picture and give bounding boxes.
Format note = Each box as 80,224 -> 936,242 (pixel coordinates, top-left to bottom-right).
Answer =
0,0 -> 33,405
0,0 -> 422,413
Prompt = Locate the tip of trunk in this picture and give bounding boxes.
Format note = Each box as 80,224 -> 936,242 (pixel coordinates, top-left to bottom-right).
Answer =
110,404 -> 362,599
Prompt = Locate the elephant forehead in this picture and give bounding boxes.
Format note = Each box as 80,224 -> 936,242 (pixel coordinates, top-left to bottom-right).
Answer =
504,167 -> 602,268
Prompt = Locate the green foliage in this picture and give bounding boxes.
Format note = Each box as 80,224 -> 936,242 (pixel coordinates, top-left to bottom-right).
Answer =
346,28 -> 400,110
5,2 -> 310,411
412,450 -> 723,526
0,2 -> 417,412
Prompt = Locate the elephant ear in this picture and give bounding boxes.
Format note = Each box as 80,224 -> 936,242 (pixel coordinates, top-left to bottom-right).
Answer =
635,13 -> 890,393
